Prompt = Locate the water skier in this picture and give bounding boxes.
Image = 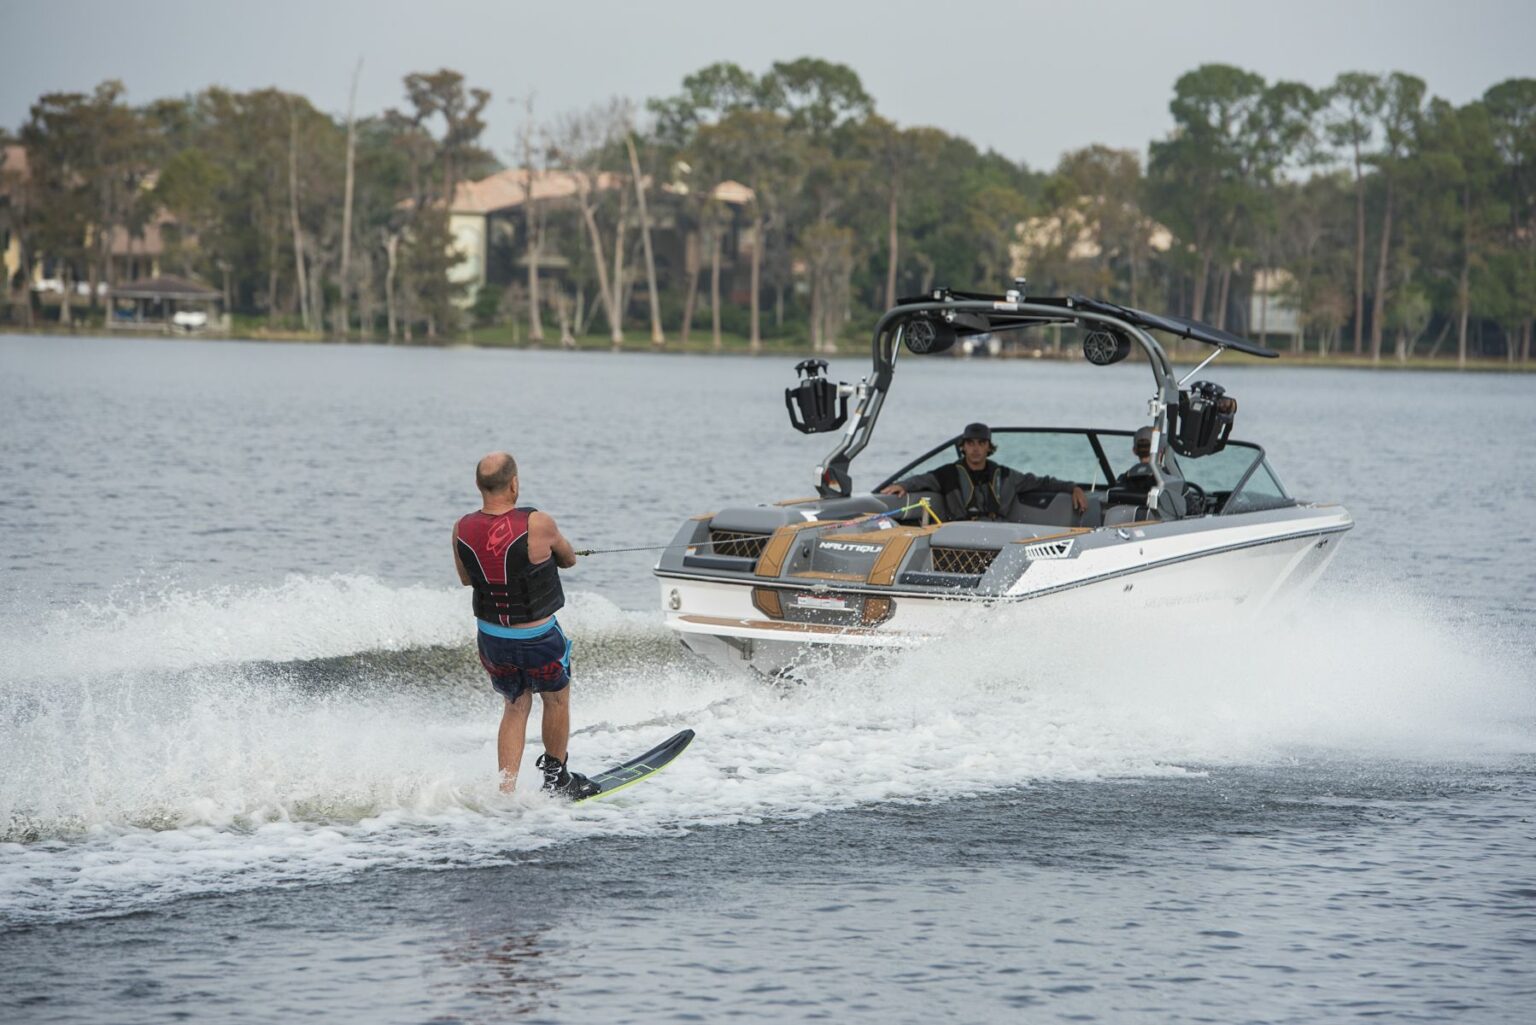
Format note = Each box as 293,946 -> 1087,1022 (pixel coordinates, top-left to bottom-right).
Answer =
452,452 -> 598,798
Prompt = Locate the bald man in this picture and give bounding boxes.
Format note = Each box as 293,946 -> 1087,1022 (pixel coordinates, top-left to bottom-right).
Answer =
453,452 -> 597,798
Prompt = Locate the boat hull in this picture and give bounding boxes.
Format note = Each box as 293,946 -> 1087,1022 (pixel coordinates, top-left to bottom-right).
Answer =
658,510 -> 1350,676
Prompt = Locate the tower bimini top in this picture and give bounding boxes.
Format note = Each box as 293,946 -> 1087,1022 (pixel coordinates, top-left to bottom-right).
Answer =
788,284 -> 1277,509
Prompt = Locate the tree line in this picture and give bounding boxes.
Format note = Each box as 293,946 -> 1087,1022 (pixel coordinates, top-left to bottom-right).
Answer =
1,59 -> 1532,364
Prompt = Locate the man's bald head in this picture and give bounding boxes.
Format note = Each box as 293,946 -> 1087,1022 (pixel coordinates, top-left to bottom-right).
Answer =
476,452 -> 518,494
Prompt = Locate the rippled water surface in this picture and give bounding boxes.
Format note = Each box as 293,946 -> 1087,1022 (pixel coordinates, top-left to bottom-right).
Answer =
1,335 -> 1533,1023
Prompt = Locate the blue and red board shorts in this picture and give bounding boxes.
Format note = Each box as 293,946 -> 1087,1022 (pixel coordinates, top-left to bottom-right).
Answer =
476,618 -> 572,702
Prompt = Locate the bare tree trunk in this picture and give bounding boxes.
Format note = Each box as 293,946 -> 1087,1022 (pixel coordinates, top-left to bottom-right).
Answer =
355,249 -> 374,338
1425,317 -> 1452,360
625,135 -> 664,348
338,58 -> 361,340
525,202 -> 544,344
288,108 -> 310,332
1214,264 -> 1232,332
576,180 -> 620,347
749,212 -> 763,353
1352,143 -> 1366,356
18,240 -> 35,328
917,253 -> 935,295
59,265 -> 73,327
809,273 -> 822,353
1129,241 -> 1139,308
309,257 -> 326,335
517,97 -> 545,344
710,225 -> 722,351
1191,251 -> 1211,322
580,287 -> 602,340
1458,207 -> 1470,369
553,286 -> 574,348
383,233 -> 399,342
885,187 -> 899,309
267,233 -> 280,326
619,239 -> 639,321
1258,246 -> 1269,343
609,188 -> 629,349
680,229 -> 699,346
1369,177 -> 1394,363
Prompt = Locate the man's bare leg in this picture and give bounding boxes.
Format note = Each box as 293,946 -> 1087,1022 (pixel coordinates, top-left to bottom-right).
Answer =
497,692 -> 533,793
540,687 -> 571,764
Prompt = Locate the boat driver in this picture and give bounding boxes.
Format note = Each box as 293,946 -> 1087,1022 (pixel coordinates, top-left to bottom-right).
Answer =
879,422 -> 1087,521
1118,426 -> 1154,482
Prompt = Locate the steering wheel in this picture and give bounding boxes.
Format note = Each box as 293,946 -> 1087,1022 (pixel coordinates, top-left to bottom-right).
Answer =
1181,480 -> 1209,514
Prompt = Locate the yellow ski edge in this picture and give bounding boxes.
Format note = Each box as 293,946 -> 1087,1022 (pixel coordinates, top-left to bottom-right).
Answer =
578,734 -> 694,803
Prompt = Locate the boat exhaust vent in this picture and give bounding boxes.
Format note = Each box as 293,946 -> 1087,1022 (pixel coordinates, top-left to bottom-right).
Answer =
1022,538 -> 1075,560
930,547 -> 1000,576
709,530 -> 771,560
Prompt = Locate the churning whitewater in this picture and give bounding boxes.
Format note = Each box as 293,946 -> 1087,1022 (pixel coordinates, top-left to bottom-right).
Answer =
3,575 -> 1530,927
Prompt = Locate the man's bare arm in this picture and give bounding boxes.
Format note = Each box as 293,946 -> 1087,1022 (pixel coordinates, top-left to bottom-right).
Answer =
530,511 -> 577,569
451,522 -> 470,585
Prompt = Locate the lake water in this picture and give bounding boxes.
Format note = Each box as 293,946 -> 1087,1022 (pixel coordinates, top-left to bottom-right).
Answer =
1,335 -> 1533,1023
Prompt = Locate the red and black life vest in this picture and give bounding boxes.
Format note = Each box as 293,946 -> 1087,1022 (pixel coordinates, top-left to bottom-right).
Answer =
455,507 -> 565,625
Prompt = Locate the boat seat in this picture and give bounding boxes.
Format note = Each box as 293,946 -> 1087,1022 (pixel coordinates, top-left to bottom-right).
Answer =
1103,504 -> 1156,527
1009,491 -> 1082,528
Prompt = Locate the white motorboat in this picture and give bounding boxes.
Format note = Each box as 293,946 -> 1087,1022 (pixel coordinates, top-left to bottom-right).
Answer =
655,287 -> 1352,675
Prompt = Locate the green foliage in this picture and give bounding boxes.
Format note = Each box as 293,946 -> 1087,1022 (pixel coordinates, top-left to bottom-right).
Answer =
6,60 -> 1535,360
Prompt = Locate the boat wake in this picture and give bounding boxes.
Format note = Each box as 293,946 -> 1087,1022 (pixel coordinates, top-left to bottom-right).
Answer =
1,574 -> 1530,926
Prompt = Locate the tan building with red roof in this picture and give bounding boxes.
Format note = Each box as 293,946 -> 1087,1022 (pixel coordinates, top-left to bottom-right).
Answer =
445,167 -> 754,298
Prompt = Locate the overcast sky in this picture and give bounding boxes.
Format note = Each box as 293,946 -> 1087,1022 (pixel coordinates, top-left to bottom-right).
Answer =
2,0 -> 1531,171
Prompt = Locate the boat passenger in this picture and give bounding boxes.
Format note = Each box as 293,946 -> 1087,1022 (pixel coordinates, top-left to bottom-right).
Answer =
879,422 -> 1087,521
1115,426 -> 1155,488
453,452 -> 598,798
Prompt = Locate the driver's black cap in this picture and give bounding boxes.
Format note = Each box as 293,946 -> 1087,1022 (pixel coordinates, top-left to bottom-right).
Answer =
961,422 -> 992,442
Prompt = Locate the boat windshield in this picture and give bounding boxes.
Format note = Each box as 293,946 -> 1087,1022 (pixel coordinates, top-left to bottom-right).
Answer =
1179,443 -> 1294,513
878,429 -> 1293,515
878,428 -> 1136,492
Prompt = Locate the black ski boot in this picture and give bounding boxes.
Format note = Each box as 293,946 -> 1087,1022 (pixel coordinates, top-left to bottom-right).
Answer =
536,753 -> 600,800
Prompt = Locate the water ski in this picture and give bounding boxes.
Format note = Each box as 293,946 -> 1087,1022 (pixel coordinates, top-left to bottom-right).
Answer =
573,729 -> 695,803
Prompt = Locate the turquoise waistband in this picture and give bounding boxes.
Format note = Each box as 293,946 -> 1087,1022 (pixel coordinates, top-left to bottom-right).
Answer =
477,617 -> 559,640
